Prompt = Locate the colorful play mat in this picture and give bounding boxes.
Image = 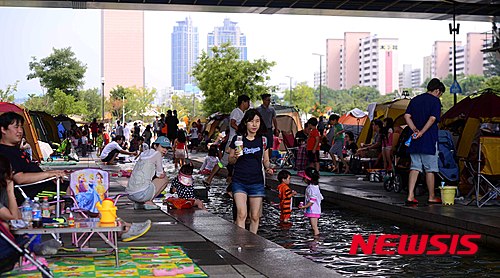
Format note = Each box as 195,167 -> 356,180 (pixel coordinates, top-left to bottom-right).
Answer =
6,246 -> 208,277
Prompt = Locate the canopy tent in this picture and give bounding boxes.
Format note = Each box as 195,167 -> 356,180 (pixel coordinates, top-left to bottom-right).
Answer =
441,91 -> 500,159
274,105 -> 303,134
358,98 -> 410,146
0,102 -> 43,161
339,108 -> 368,140
30,111 -> 60,144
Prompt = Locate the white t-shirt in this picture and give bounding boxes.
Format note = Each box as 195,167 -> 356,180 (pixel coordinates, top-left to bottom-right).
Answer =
123,126 -> 131,140
200,156 -> 220,172
81,136 -> 88,145
190,127 -> 198,139
100,141 -> 123,159
229,107 -> 245,143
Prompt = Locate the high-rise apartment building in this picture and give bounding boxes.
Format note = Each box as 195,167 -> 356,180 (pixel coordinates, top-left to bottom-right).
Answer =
101,10 -> 145,98
207,18 -> 247,60
422,56 -> 432,81
399,64 -> 422,89
449,45 -> 465,75
327,32 -> 398,94
431,41 -> 461,79
313,71 -> 327,89
171,17 -> 199,90
326,39 -> 343,90
466,32 -> 490,75
359,35 -> 399,95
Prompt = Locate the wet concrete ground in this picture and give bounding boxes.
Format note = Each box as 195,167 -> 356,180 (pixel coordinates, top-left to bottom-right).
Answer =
42,154 -> 340,278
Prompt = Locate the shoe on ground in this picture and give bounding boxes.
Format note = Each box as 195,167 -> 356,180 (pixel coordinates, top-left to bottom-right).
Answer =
133,202 -> 145,210
144,204 -> 160,210
121,219 -> 152,242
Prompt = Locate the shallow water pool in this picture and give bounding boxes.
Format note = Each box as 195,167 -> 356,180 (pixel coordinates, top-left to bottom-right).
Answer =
199,179 -> 500,277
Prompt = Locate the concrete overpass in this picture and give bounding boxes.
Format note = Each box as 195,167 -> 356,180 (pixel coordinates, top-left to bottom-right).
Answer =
1,0 -> 499,22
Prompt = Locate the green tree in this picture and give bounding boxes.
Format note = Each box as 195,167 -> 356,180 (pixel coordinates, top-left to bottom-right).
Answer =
77,88 -> 101,121
442,73 -> 485,95
480,76 -> 500,92
484,52 -> 500,78
27,47 -> 87,97
126,86 -> 156,119
0,81 -> 18,102
23,94 -> 52,112
52,89 -> 85,115
283,82 -> 315,114
109,86 -> 129,120
192,43 -> 276,115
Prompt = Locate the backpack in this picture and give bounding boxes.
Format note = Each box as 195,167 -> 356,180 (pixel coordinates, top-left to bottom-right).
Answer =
160,121 -> 168,135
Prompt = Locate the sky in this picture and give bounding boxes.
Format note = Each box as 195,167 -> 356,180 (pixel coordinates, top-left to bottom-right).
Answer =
0,7 -> 491,99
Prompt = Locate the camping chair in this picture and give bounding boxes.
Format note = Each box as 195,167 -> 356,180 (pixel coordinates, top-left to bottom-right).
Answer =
279,131 -> 297,169
467,137 -> 500,207
65,169 -> 126,247
0,222 -> 53,277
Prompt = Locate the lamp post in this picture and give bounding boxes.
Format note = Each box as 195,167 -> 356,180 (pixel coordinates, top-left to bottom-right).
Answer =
285,76 -> 293,105
101,77 -> 105,121
312,53 -> 324,105
449,5 -> 460,105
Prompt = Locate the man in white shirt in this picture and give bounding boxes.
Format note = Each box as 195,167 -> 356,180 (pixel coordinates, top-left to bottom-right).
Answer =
100,135 -> 137,165
123,122 -> 131,143
204,95 -> 250,186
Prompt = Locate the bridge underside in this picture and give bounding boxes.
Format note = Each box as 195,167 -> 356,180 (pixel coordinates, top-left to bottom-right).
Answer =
0,0 -> 499,22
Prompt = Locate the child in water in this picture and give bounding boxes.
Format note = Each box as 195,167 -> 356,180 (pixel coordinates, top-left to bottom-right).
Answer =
298,167 -> 323,236
277,170 -> 296,223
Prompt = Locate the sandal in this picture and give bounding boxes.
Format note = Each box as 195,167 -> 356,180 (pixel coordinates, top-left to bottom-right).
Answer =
405,199 -> 419,205
428,198 -> 442,204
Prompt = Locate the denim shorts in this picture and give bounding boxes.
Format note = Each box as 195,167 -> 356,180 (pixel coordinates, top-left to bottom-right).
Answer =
232,182 -> 265,197
410,153 -> 439,173
128,183 -> 156,203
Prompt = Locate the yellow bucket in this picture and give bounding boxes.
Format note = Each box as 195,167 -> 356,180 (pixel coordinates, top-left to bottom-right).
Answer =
440,186 -> 457,205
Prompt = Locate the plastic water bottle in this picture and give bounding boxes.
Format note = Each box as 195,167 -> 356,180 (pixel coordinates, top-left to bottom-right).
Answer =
42,196 -> 51,219
32,197 -> 42,228
235,136 -> 243,157
404,136 -> 412,147
21,198 -> 33,226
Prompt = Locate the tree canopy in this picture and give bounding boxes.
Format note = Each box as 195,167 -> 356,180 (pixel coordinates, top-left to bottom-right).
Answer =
27,47 -> 87,97
192,43 -> 276,114
0,81 -> 18,102
109,86 -> 156,121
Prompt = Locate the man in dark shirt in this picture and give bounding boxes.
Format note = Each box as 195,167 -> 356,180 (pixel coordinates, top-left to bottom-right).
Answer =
404,78 -> 444,205
0,112 -> 67,205
166,110 -> 179,143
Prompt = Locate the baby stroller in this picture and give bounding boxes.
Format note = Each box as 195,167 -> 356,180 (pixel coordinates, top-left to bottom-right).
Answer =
47,138 -> 79,162
384,128 -> 459,194
0,222 -> 53,277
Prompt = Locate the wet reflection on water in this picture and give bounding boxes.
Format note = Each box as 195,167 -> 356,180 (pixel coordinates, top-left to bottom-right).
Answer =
166,165 -> 499,277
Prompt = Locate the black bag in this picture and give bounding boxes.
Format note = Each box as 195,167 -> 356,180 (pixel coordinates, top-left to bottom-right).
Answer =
349,155 -> 363,174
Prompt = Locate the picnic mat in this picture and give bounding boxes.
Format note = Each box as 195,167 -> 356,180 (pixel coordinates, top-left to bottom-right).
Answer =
6,246 -> 208,278
288,169 -> 353,177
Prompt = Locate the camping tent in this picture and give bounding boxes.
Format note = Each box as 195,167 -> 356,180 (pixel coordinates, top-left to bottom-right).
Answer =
339,108 -> 368,139
30,111 -> 60,144
54,114 -> 77,138
441,91 -> 500,159
274,105 -> 303,135
357,98 -> 410,146
205,112 -> 230,139
0,102 -> 43,161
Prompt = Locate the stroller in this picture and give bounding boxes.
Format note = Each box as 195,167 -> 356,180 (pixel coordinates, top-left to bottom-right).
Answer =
0,222 -> 53,277
47,138 -> 79,162
384,128 -> 459,194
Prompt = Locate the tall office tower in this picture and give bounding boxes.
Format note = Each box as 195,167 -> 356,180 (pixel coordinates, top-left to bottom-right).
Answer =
423,56 -> 432,82
207,18 -> 247,60
171,17 -> 199,91
465,32 -> 490,75
359,35 -> 399,95
431,41 -> 461,79
326,39 -> 343,90
449,45 -> 465,75
101,10 -> 145,98
340,32 -> 370,90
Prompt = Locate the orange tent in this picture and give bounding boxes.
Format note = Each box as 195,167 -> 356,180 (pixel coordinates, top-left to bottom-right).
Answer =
339,108 -> 368,126
0,102 -> 43,161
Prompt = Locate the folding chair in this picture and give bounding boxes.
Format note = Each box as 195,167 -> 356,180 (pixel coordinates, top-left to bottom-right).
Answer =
65,169 -> 126,247
0,222 -> 53,278
469,137 -> 500,207
279,131 -> 297,169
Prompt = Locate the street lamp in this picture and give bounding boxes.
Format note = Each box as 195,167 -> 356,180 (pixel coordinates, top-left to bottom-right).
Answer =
101,77 -> 105,121
285,76 -> 293,105
312,53 -> 324,105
